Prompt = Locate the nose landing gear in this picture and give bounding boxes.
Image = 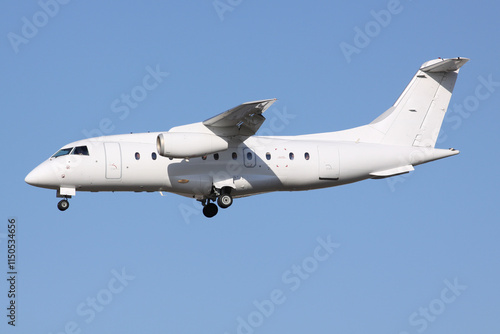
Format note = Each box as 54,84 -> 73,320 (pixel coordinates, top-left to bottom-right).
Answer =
57,198 -> 70,211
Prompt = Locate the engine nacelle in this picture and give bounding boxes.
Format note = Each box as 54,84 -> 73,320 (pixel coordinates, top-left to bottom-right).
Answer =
156,132 -> 229,159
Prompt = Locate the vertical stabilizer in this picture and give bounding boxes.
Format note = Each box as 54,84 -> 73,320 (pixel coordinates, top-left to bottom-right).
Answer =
369,57 -> 469,147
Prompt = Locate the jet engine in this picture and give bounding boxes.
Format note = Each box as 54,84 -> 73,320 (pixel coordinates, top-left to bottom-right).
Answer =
156,132 -> 229,159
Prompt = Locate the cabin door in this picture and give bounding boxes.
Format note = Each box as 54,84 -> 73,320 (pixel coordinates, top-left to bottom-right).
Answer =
104,142 -> 122,179
317,146 -> 340,180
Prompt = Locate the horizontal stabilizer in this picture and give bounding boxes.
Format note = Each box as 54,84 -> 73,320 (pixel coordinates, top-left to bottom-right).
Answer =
420,57 -> 469,73
370,165 -> 414,179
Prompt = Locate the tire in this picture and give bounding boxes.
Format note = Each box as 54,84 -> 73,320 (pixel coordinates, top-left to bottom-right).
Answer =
217,194 -> 233,209
57,200 -> 69,211
202,203 -> 218,218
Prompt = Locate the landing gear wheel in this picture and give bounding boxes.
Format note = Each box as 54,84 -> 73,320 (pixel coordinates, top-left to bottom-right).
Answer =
202,203 -> 218,218
217,194 -> 233,209
57,199 -> 69,211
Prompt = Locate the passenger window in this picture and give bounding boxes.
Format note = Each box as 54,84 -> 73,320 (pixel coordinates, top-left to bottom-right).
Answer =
247,152 -> 253,160
52,147 -> 73,158
72,146 -> 89,156
135,152 -> 140,160
214,153 -> 219,160
266,152 -> 271,160
305,152 -> 310,160
289,152 -> 294,160
232,152 -> 237,160
152,152 -> 157,160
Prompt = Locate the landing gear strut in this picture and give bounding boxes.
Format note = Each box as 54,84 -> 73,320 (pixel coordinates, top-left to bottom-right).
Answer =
200,187 -> 234,218
57,198 -> 70,211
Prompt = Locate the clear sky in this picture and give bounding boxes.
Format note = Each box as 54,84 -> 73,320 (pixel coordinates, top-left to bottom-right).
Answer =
1,1 -> 500,333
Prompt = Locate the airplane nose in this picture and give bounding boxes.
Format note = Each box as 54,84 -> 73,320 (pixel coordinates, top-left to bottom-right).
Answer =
25,162 -> 58,188
24,170 -> 36,185
25,166 -> 45,186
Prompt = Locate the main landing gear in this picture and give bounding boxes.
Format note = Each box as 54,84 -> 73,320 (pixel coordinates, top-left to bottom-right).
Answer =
202,202 -> 218,218
57,198 -> 70,211
217,193 -> 233,208
201,187 -> 233,218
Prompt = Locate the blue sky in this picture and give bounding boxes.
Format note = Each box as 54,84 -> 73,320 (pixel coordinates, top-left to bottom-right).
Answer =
1,1 -> 500,333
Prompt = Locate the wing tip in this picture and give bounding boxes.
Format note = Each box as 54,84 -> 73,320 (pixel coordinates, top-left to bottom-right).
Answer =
242,98 -> 277,105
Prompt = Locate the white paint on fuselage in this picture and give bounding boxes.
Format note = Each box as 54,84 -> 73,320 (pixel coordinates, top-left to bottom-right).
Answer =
26,132 -> 458,200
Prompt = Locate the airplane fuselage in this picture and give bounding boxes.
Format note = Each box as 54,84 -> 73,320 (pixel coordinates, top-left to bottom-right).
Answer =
26,132 -> 457,199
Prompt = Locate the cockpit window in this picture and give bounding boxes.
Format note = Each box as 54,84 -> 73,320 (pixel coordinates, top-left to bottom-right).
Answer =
52,147 -> 73,158
72,146 -> 89,156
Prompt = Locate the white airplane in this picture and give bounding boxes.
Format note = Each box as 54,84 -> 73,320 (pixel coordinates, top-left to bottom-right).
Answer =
25,57 -> 468,217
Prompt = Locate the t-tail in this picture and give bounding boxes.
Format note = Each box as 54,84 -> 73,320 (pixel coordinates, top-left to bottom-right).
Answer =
369,57 -> 469,148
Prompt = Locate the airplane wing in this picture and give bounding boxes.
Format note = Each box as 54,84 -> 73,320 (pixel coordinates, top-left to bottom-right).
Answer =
203,98 -> 277,136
